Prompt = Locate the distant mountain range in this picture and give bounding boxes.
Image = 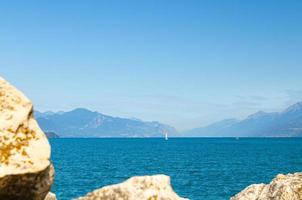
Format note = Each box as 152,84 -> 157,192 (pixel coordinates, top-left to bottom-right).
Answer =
36,102 -> 302,138
182,102 -> 302,137
35,108 -> 177,138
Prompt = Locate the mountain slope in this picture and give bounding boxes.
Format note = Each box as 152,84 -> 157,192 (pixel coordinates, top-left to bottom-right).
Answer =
45,132 -> 60,138
35,108 -> 178,138
183,102 -> 302,137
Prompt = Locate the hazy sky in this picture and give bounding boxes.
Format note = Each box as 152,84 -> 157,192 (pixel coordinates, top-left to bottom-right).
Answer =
1,0 -> 302,130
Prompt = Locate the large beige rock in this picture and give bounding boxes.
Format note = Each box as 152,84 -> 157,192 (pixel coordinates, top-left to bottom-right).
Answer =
77,174 -> 188,200
231,173 -> 302,200
0,77 -> 54,200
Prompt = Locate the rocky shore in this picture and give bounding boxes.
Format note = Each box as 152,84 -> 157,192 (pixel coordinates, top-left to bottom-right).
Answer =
1,76 -> 302,200
77,175 -> 188,200
231,173 -> 302,200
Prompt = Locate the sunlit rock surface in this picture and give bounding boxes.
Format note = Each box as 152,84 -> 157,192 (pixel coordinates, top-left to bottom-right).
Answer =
231,173 -> 302,200
0,77 -> 54,200
77,174 -> 188,200
45,192 -> 57,200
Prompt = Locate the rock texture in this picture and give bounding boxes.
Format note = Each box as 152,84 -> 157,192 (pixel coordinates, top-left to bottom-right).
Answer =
45,192 -> 57,200
231,173 -> 302,200
0,77 -> 54,200
77,175 -> 187,200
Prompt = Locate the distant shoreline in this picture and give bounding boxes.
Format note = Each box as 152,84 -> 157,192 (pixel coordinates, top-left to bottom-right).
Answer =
48,137 -> 302,139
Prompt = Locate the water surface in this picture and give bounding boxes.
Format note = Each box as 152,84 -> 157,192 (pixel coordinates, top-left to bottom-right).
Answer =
50,138 -> 302,200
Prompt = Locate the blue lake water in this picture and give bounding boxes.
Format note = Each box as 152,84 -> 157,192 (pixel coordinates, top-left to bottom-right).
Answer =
50,138 -> 302,200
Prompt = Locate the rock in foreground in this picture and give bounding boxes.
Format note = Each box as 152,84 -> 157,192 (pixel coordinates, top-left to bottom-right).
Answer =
77,175 -> 187,200
0,77 -> 54,200
231,173 -> 302,200
45,192 -> 57,200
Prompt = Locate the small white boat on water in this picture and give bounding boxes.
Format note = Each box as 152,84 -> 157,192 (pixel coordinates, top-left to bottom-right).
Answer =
165,132 -> 168,140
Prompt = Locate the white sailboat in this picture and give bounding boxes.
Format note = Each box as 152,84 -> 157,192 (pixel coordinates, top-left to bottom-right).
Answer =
165,132 -> 168,140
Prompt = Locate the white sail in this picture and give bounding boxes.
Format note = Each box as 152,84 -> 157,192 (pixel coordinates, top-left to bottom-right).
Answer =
165,132 -> 168,140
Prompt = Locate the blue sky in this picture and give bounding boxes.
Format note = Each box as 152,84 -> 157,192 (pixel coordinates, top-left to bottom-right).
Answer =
1,0 -> 302,130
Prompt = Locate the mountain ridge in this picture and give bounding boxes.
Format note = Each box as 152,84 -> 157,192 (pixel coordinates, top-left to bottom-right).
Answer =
182,102 -> 302,137
35,108 -> 178,138
37,102 -> 302,138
